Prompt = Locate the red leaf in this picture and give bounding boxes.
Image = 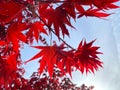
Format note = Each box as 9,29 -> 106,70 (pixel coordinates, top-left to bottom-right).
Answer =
61,3 -> 76,19
40,6 -> 74,37
6,53 -> 17,71
74,40 -> 103,74
78,8 -> 111,18
0,41 -> 6,46
0,1 -> 23,24
106,3 -> 120,9
75,4 -> 85,14
63,51 -> 74,77
26,43 -> 65,77
27,22 -> 47,42
7,22 -> 27,52
93,0 -> 119,9
0,53 -> 18,87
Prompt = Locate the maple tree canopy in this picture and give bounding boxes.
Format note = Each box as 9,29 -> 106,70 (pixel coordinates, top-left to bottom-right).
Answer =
0,0 -> 119,89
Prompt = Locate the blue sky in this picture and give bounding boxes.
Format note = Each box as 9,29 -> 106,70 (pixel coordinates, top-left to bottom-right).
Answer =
69,10 -> 120,90
21,8 -> 120,90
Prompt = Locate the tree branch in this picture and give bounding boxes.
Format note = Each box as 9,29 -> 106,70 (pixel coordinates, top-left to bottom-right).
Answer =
39,17 -> 76,50
27,4 -> 76,50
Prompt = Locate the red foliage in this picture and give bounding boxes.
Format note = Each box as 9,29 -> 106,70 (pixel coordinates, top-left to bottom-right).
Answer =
74,40 -> 103,74
0,0 -> 119,89
7,22 -> 27,52
26,21 -> 47,42
41,6 -> 73,37
0,0 -> 23,24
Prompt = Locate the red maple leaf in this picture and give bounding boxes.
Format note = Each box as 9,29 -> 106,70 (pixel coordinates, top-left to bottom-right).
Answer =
57,50 -> 75,77
0,53 -> 18,87
0,40 -> 6,46
26,22 -> 48,43
40,6 -> 74,37
26,43 -> 65,77
7,22 -> 27,52
93,0 -> 120,10
0,0 -> 23,24
61,2 -> 76,19
74,40 -> 103,74
77,8 -> 111,18
73,0 -> 119,9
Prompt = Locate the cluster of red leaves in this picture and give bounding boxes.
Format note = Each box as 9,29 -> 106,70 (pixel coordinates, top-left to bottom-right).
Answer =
0,0 -> 119,89
26,40 -> 102,77
0,69 -> 94,90
0,53 -> 24,89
